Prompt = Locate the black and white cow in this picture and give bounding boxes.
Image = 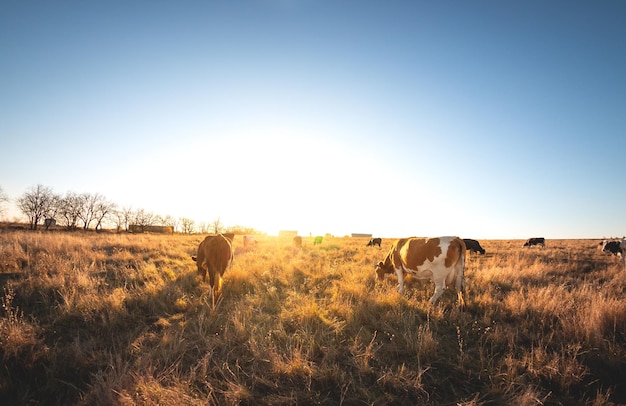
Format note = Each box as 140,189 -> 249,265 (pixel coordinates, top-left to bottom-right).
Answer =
601,240 -> 623,256
463,239 -> 485,255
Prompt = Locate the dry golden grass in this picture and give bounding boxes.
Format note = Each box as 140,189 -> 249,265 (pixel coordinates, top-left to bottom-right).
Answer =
1,231 -> 625,405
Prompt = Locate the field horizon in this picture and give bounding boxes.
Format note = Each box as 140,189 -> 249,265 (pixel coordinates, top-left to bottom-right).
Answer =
1,230 -> 625,405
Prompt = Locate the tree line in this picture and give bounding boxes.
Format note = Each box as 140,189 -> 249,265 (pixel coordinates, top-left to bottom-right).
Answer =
0,184 -> 257,235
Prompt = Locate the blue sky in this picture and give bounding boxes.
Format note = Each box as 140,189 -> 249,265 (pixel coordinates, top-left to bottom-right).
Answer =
1,1 -> 625,239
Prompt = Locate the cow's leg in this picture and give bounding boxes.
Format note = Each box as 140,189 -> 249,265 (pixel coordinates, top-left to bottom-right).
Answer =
429,276 -> 446,304
395,268 -> 406,295
454,263 -> 466,297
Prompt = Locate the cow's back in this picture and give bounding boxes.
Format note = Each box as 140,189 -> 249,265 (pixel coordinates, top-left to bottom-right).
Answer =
397,237 -> 443,271
205,234 -> 233,273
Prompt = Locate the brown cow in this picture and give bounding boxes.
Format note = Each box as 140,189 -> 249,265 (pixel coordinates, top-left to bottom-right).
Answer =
192,234 -> 233,307
293,235 -> 302,248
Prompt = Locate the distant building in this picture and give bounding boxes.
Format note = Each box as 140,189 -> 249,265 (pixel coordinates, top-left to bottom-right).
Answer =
351,233 -> 372,238
44,218 -> 56,227
279,230 -> 298,238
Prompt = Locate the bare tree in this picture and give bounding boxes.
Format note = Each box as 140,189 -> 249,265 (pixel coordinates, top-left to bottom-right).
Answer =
120,206 -> 133,232
93,199 -> 116,231
153,215 -> 165,226
180,217 -> 195,234
78,193 -> 105,230
43,193 -> 62,230
58,192 -> 84,230
0,186 -> 9,218
198,222 -> 209,234
132,209 -> 154,232
16,184 -> 56,230
111,209 -> 123,232
211,217 -> 223,234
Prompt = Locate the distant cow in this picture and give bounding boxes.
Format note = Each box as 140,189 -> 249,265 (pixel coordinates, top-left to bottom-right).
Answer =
601,239 -> 626,270
293,235 -> 302,248
314,236 -> 323,245
463,239 -> 485,255
367,237 -> 382,247
601,240 -> 623,257
375,236 -> 466,308
191,234 -> 234,307
523,237 -> 545,248
243,235 -> 257,248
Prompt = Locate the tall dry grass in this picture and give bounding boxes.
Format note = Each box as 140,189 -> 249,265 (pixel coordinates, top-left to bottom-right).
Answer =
1,231 -> 625,405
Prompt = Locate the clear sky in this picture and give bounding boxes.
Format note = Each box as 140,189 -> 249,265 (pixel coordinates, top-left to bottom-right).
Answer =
1,1 -> 625,239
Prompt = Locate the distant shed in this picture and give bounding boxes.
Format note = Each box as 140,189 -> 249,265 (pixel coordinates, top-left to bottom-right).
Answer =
351,233 -> 372,238
279,230 -> 298,238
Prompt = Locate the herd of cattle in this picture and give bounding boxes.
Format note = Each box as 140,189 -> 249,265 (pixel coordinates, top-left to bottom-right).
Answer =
191,234 -> 626,309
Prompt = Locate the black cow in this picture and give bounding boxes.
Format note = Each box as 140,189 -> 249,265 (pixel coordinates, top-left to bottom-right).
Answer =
367,237 -> 382,247
463,239 -> 485,255
523,237 -> 545,247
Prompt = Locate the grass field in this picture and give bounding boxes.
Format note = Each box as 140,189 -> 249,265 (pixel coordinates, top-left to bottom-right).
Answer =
1,231 -> 625,405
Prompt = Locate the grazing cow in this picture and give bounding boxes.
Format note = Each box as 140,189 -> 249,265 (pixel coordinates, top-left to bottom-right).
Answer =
191,234 -> 234,307
601,240 -> 623,257
293,235 -> 302,248
600,239 -> 626,270
523,237 -> 545,248
463,239 -> 485,255
367,237 -> 382,247
243,235 -> 257,248
375,236 -> 466,308
314,236 -> 323,245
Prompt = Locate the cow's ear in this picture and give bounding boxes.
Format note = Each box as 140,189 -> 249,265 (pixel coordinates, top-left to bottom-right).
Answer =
376,261 -> 384,267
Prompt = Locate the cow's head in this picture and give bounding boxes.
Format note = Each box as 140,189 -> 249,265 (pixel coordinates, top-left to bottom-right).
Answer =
375,261 -> 393,280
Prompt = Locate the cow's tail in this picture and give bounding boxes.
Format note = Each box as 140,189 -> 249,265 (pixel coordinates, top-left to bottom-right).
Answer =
456,238 -> 467,311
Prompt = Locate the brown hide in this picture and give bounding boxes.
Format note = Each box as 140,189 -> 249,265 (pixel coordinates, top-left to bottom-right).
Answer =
192,234 -> 233,290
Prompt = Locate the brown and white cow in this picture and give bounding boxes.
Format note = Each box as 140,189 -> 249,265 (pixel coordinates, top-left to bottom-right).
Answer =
192,234 -> 234,307
375,236 -> 467,308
